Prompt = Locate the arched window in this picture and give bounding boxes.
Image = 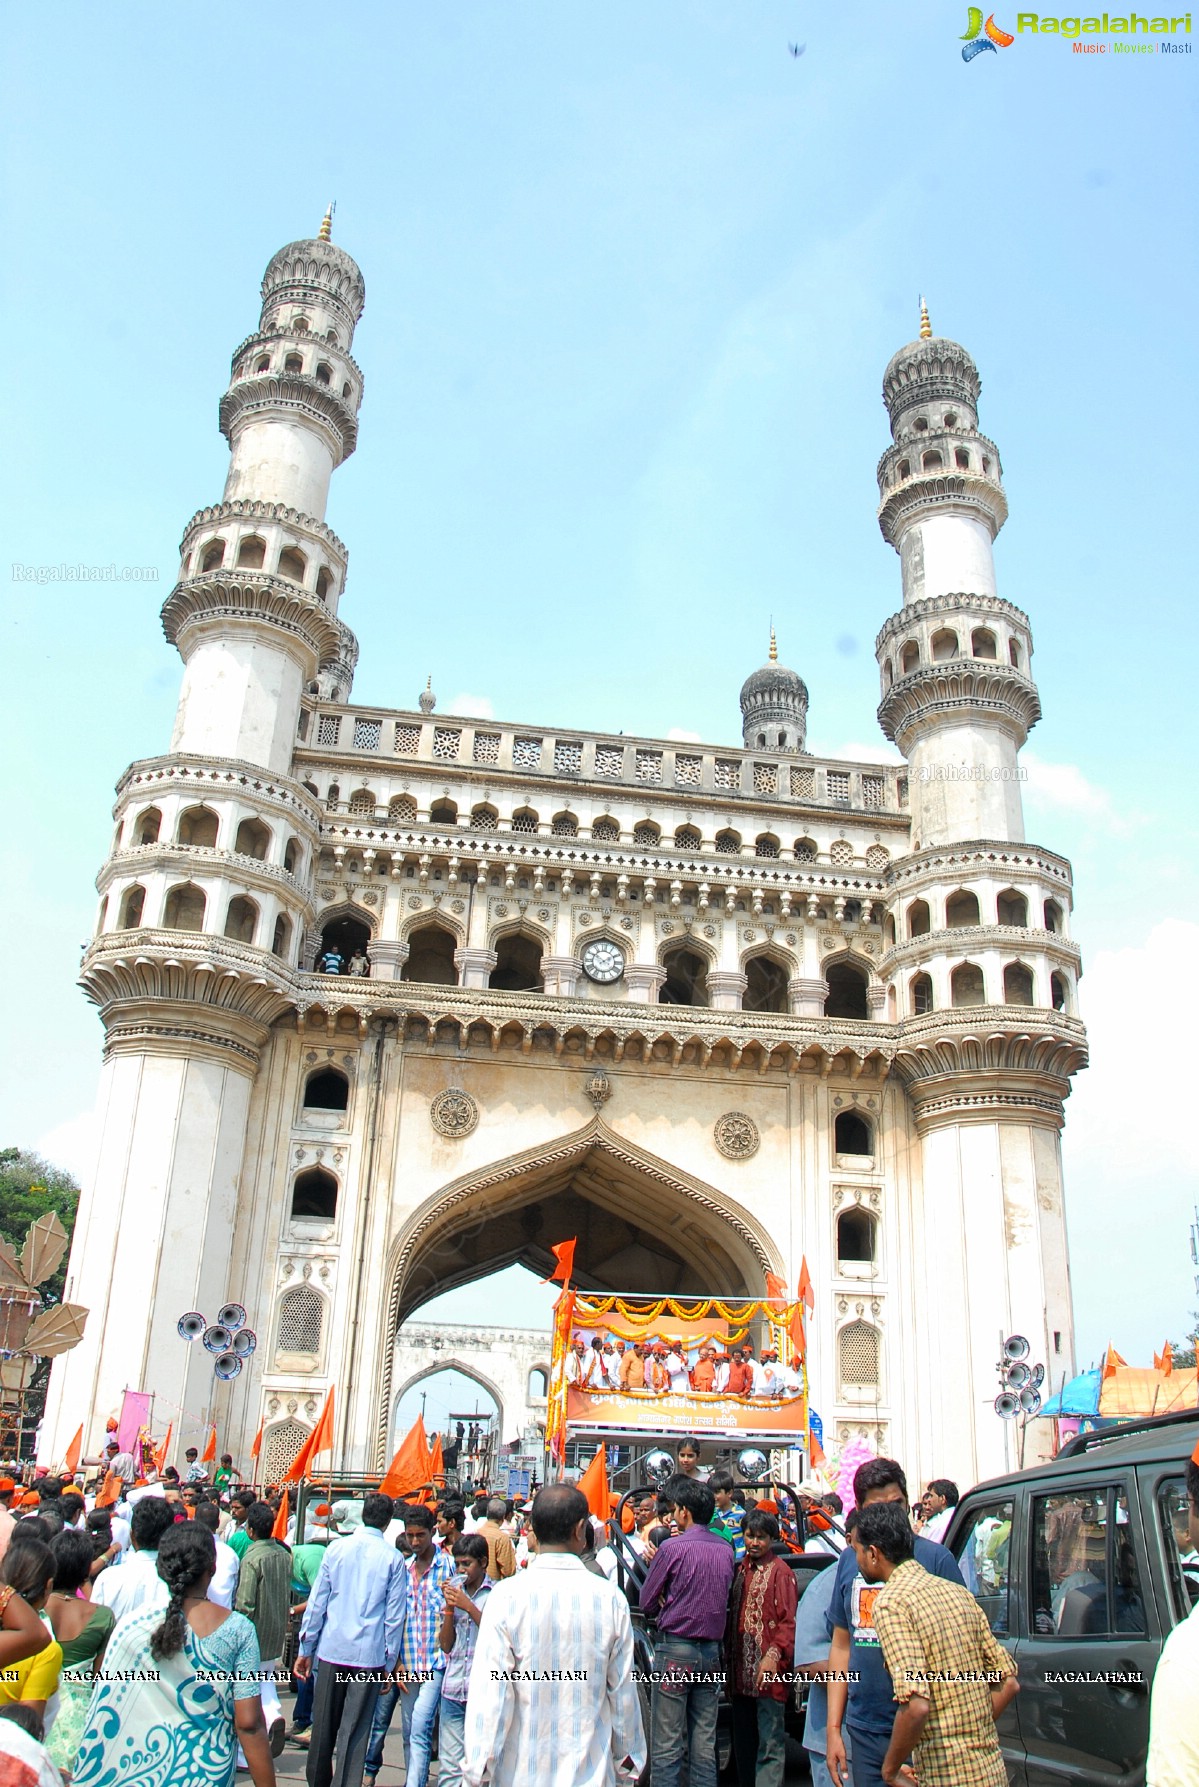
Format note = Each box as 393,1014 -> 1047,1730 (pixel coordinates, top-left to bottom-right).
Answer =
910,972 -> 934,1016
527,1367 -> 549,1400
277,1283 -> 325,1356
223,895 -> 258,944
883,661 -> 893,689
134,807 -> 161,846
1009,639 -> 1022,669
470,803 -> 498,831
1043,899 -> 1062,933
1003,962 -> 1034,1006
839,1320 -> 880,1388
347,789 -> 374,816
632,822 -> 660,848
429,799 -> 458,827
945,890 -> 981,928
510,808 -> 539,834
971,628 -> 998,660
954,448 -> 970,470
674,826 -> 702,852
326,329 -> 339,345
163,883 -> 206,931
278,546 -> 307,584
318,913 -> 371,969
907,900 -> 931,938
950,962 -> 986,1007
931,628 -> 959,662
714,829 -> 741,855
884,915 -> 896,948
200,541 -> 225,572
1051,972 -> 1069,1013
843,900 -> 862,924
659,948 -> 709,1007
303,1068 -> 349,1112
489,933 -> 543,992
996,889 -> 1028,927
118,885 -> 145,929
794,837 -> 817,862
272,913 -> 292,959
283,838 -> 301,874
177,806 -> 219,848
754,834 -> 780,860
900,641 -> 920,674
316,566 -> 333,601
403,924 -> 459,986
592,818 -> 620,842
744,955 -> 789,1014
326,784 -> 341,810
825,961 -> 868,1020
254,357 -> 270,374
290,1169 -> 337,1223
284,353 -> 303,374
897,459 -> 910,480
922,450 -> 944,472
315,362 -> 332,387
837,1207 -> 877,1267
259,1419 -> 309,1484
235,536 -> 266,570
389,795 -> 417,825
834,1110 -> 873,1157
551,812 -> 578,837
234,817 -> 271,860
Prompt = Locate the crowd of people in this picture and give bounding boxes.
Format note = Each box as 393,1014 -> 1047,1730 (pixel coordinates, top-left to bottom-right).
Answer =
566,1334 -> 804,1398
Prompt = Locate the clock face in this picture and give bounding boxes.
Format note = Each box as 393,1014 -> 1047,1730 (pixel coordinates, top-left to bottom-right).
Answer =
582,939 -> 625,984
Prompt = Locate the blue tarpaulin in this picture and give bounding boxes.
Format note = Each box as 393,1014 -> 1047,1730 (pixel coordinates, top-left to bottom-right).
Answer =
1038,1369 -> 1102,1417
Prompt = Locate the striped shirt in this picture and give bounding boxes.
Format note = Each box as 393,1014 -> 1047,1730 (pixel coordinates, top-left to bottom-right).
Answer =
401,1547 -> 457,1673
463,1552 -> 645,1787
639,1523 -> 736,1640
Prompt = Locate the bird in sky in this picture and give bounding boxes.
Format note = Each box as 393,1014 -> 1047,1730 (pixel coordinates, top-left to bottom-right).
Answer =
789,41 -> 806,57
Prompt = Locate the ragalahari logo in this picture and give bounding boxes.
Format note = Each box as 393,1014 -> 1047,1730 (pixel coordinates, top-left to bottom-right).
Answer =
962,7 -> 1017,56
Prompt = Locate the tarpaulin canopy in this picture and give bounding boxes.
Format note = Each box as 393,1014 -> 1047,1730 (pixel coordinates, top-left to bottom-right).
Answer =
1039,1365 -> 1199,1419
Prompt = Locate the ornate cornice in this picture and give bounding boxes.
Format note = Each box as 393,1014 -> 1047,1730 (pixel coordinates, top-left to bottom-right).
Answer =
178,500 -> 348,565
881,839 -> 1073,894
892,1006 -> 1087,1131
876,429 -> 1002,485
161,571 -> 348,675
116,755 -> 325,833
875,593 -> 1031,655
880,926 -> 1082,976
218,375 -> 358,465
261,240 -> 366,324
99,844 -> 315,913
230,331 -> 364,398
81,930 -> 297,1032
878,661 -> 1041,748
877,473 -> 1008,548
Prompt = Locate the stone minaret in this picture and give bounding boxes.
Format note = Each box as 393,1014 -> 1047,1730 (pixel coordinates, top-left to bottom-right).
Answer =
875,306 -> 1086,1473
739,627 -> 809,754
42,216 -> 366,1461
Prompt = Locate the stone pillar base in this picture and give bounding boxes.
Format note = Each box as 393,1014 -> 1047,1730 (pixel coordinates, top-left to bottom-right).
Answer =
368,940 -> 409,982
708,970 -> 748,1011
455,946 -> 498,989
789,976 -> 827,1017
542,954 -> 581,997
625,964 -> 667,1004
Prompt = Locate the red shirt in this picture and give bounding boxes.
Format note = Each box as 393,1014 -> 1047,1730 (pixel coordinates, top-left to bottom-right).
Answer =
726,1361 -> 750,1395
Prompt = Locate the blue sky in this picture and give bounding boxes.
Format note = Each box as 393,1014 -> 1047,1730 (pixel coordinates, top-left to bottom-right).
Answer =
4,3 -> 1197,1377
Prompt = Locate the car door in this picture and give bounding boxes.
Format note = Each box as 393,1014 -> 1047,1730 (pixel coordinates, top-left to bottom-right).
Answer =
1015,1478 -> 1158,1786
948,1492 -> 1026,1786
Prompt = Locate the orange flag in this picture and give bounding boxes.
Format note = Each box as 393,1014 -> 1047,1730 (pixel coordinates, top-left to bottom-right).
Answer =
202,1425 -> 217,1464
284,1385 -> 336,1483
154,1423 -> 173,1473
1159,1344 -> 1174,1379
251,1419 -> 264,1462
797,1256 -> 815,1312
1102,1344 -> 1126,1380
764,1272 -> 787,1304
788,1303 -> 807,1361
62,1426 -> 83,1478
577,1444 -> 610,1520
809,1427 -> 826,1468
272,1489 -> 289,1541
542,1238 -> 577,1286
95,1470 -> 122,1509
380,1415 -> 433,1499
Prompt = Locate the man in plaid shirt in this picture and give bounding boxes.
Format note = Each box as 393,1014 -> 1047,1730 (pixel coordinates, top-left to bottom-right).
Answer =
363,1505 -> 456,1787
852,1502 -> 1018,1787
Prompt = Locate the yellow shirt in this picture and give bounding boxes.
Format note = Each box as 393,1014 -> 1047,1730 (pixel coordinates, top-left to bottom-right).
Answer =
0,1636 -> 63,1703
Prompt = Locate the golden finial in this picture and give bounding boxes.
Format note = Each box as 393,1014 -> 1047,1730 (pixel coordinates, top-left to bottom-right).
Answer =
769,623 -> 778,664
919,295 -> 932,340
318,202 -> 335,243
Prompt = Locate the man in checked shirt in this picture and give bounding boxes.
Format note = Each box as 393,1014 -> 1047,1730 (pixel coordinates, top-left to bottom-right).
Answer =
363,1504 -> 456,1787
851,1502 -> 1019,1787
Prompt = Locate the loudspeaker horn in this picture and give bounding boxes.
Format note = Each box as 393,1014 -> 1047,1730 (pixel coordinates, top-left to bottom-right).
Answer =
202,1324 -> 233,1355
1019,1388 -> 1043,1415
177,1312 -> 207,1341
213,1352 -> 242,1380
1003,1334 -> 1030,1361
1005,1362 -> 1032,1389
1031,1363 -> 1045,1388
231,1328 -> 257,1357
217,1304 -> 247,1332
994,1392 -> 1019,1420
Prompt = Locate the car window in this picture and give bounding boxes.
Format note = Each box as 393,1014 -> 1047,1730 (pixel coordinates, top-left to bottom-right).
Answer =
1030,1486 -> 1147,1638
951,1498 -> 1014,1635
1157,1476 -> 1199,1620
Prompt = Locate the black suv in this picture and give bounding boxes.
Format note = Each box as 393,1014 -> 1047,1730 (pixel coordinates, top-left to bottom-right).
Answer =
943,1408 -> 1198,1786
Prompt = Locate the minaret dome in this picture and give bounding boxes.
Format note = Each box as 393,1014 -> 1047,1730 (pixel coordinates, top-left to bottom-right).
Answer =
739,626 -> 808,754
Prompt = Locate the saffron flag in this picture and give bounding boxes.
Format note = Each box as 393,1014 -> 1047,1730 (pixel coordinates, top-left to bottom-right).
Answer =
764,1272 -> 787,1304
95,1470 -> 122,1509
284,1385 -> 336,1482
272,1489 -> 289,1542
797,1256 -> 815,1312
542,1238 -> 577,1286
809,1428 -> 826,1468
154,1423 -> 173,1473
380,1415 -> 433,1498
1102,1344 -> 1127,1381
251,1419 -> 264,1462
789,1303 -> 807,1361
1154,1343 -> 1174,1378
62,1426 -> 83,1478
201,1425 -> 217,1464
577,1444 -> 610,1520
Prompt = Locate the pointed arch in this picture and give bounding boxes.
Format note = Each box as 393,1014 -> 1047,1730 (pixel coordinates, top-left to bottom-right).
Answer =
391,1359 -> 505,1446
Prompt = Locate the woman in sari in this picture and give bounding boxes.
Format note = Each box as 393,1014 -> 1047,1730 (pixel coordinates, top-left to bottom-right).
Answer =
44,1529 -> 114,1774
726,1511 -> 798,1787
73,1522 -> 276,1787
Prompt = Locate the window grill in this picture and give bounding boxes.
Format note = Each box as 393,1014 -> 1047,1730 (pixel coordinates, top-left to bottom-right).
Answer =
260,1419 -> 310,1486
675,755 -> 702,787
389,796 -> 417,824
830,839 -> 854,866
862,775 -> 885,810
790,766 -> 815,799
277,1285 -> 323,1356
714,759 -> 740,790
554,742 -> 582,775
865,845 -> 889,870
552,815 -> 578,837
752,763 -> 778,796
433,728 -> 462,761
592,819 -> 620,842
352,719 -> 382,751
595,746 -> 624,779
827,771 -> 850,802
473,733 -> 501,765
394,724 -> 421,755
471,807 -> 498,831
839,1321 -> 880,1387
513,737 -> 542,770
348,790 -> 375,814
636,751 -> 663,784
316,715 -> 341,748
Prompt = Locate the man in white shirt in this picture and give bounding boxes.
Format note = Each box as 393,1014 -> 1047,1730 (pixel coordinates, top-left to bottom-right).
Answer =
1147,1453 -> 1199,1786
566,1338 -> 600,1389
601,1344 -> 623,1392
464,1484 -> 645,1787
194,1500 -> 241,1608
91,1496 -> 177,1620
918,1480 -> 959,1545
664,1348 -> 690,1395
745,1347 -> 770,1397
713,1354 -> 731,1394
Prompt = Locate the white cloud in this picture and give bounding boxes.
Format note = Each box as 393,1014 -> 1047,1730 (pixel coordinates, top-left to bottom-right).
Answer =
445,693 -> 495,720
34,1108 -> 98,1186
1021,752 -> 1117,824
811,739 -> 904,767
667,727 -> 703,743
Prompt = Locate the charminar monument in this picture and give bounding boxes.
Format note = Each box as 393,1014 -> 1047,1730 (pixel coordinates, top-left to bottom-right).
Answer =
44,217 -> 1086,1487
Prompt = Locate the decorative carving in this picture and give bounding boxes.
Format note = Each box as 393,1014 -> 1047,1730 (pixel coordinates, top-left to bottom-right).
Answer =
429,1088 -> 479,1139
586,1071 -> 612,1111
714,1111 -> 760,1160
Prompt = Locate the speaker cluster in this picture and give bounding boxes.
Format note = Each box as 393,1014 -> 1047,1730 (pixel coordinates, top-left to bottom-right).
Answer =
994,1334 -> 1044,1419
177,1303 -> 257,1379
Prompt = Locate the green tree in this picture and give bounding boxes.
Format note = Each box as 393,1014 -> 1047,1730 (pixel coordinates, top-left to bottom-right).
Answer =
0,1147 -> 81,1453
1170,1314 -> 1199,1371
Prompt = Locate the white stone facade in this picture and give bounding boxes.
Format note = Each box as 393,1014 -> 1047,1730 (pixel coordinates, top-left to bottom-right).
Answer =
43,233 -> 1086,1494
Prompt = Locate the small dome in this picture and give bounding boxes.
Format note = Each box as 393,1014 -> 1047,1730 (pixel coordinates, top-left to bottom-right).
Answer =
261,237 -> 366,325
739,631 -> 808,753
883,334 -> 981,423
739,660 -> 808,707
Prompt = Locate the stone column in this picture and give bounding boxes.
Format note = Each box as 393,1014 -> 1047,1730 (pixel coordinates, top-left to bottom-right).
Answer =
455,947 -> 497,989
790,976 -> 827,1017
542,955 -> 581,997
625,964 -> 666,1004
707,971 -> 747,1011
369,940 -> 409,982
